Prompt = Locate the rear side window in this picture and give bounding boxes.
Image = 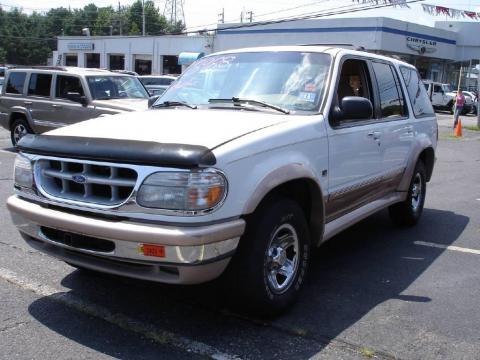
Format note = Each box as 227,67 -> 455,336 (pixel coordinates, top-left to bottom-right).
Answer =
5,72 -> 27,94
400,67 -> 435,117
56,76 -> 84,99
433,85 -> 442,93
372,62 -> 406,118
28,73 -> 52,97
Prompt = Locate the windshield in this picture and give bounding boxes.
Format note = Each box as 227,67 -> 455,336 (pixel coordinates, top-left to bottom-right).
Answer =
157,52 -> 331,114
140,77 -> 175,86
87,76 -> 149,100
442,84 -> 453,92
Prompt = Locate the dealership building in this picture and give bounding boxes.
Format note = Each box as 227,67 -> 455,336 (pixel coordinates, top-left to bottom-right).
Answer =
54,17 -> 480,88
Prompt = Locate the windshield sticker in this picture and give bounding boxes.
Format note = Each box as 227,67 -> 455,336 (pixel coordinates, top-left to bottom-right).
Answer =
304,83 -> 317,92
298,92 -> 316,103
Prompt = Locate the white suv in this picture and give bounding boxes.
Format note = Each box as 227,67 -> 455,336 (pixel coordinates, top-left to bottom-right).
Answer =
7,46 -> 437,315
423,81 -> 473,114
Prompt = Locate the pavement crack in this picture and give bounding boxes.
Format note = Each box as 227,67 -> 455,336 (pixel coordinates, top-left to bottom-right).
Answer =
0,321 -> 30,333
0,240 -> 49,258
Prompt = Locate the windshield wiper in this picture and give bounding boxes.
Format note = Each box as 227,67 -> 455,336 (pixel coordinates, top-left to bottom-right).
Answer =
151,101 -> 197,109
208,97 -> 290,114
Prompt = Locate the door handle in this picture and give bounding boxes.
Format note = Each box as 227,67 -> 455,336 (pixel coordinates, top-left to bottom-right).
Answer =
24,101 -> 33,105
51,104 -> 62,108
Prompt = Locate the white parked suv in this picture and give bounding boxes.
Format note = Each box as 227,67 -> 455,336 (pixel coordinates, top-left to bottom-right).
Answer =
423,80 -> 473,114
7,46 -> 437,314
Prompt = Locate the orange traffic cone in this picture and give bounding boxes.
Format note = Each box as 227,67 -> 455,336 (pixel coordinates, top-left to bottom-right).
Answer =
455,118 -> 463,137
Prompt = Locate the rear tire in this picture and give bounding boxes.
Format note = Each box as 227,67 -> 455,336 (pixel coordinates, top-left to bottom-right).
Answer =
226,197 -> 311,316
389,160 -> 426,227
10,117 -> 32,146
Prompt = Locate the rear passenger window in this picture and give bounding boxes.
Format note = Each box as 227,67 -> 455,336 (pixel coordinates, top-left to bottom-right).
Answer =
56,76 -> 84,99
372,62 -> 406,118
5,72 -> 26,94
28,73 -> 52,97
400,67 -> 435,117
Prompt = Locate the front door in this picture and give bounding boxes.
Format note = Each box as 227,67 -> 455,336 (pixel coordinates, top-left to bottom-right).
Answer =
49,75 -> 96,129
325,58 -> 384,222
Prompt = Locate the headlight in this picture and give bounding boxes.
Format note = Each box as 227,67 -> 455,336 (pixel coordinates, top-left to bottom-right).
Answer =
136,170 -> 227,214
14,154 -> 33,189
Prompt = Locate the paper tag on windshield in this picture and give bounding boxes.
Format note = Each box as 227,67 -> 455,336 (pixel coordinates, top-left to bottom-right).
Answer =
298,92 -> 316,103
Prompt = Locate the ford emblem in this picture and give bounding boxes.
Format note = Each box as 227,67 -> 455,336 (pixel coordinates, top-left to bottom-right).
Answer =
72,174 -> 86,184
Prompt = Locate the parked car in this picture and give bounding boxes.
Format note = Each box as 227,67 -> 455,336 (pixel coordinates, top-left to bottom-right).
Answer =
423,80 -> 473,114
7,46 -> 437,315
138,75 -> 177,96
0,77 -> 4,93
0,67 -> 150,146
463,91 -> 478,114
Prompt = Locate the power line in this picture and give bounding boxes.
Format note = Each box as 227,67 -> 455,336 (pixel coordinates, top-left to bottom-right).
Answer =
0,0 -> 427,40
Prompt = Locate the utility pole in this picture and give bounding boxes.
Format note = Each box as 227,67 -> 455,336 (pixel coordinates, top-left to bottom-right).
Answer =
247,11 -> 253,23
477,61 -> 480,127
142,0 -> 146,36
218,8 -> 224,23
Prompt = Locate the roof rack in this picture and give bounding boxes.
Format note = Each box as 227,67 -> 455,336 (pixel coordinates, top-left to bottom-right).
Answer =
298,43 -> 367,51
8,65 -> 69,71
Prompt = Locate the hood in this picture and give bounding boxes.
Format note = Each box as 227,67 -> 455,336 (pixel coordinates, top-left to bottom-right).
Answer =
46,108 -> 289,149
93,98 -> 149,112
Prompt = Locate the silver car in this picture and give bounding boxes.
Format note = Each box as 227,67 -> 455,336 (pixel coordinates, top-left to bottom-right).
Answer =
138,75 -> 177,96
0,67 -> 150,145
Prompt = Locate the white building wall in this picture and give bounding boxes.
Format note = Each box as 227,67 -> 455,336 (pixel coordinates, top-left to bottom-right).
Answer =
435,21 -> 480,61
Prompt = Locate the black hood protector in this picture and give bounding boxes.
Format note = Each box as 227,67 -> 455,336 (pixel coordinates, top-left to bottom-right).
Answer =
17,135 -> 216,167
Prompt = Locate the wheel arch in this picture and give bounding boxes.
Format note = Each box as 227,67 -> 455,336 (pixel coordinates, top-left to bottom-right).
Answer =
242,164 -> 326,247
9,108 -> 33,130
398,142 -> 435,191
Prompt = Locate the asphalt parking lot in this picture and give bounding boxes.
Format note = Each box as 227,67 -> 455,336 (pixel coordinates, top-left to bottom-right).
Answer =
0,113 -> 479,359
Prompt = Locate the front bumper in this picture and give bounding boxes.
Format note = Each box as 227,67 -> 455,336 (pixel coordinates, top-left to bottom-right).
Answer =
7,195 -> 245,284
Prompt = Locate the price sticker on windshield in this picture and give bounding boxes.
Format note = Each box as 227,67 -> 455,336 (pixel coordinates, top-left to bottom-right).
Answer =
298,92 -> 316,103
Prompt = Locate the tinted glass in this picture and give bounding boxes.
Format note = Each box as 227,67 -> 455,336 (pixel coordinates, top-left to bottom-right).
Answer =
400,67 -> 435,117
28,73 -> 52,97
140,77 -> 174,86
372,62 -> 405,118
5,72 -> 26,94
56,76 -> 84,99
433,85 -> 442,93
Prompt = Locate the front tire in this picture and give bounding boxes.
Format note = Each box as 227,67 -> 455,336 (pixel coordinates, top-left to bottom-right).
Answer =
10,118 -> 32,146
226,198 -> 311,316
389,160 -> 426,226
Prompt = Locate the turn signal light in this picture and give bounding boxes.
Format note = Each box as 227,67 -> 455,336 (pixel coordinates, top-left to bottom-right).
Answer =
139,244 -> 165,258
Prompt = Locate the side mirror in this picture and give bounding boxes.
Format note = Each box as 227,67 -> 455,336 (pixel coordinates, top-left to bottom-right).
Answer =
67,92 -> 88,106
331,96 -> 373,123
148,95 -> 160,108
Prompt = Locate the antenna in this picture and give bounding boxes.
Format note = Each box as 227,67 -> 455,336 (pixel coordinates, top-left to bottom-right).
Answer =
163,0 -> 186,27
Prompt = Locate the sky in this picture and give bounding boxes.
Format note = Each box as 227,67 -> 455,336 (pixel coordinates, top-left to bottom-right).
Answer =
1,0 -> 480,30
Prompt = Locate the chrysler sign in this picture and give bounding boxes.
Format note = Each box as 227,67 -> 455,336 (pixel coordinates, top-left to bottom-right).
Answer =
406,37 -> 437,54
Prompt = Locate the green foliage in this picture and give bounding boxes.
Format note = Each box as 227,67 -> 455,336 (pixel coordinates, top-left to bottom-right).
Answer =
0,3 -> 185,65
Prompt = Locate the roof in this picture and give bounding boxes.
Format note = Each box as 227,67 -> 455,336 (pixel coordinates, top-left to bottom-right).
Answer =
207,45 -> 416,69
6,66 -> 128,76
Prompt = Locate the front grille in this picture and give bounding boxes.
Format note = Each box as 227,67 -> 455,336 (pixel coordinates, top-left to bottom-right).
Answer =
36,159 -> 137,206
41,226 -> 115,253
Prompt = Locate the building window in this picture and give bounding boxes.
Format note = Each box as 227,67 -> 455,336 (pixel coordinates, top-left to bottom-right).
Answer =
109,55 -> 125,70
135,59 -> 152,75
86,53 -> 100,68
65,54 -> 78,67
163,56 -> 181,75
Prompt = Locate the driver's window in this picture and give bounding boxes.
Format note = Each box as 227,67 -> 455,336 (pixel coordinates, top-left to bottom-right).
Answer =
56,76 -> 84,99
336,59 -> 373,105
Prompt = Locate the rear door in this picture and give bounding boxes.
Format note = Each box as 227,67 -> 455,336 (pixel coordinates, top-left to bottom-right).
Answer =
431,84 -> 444,107
26,72 -> 54,133
370,60 -> 413,186
325,57 -> 384,222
